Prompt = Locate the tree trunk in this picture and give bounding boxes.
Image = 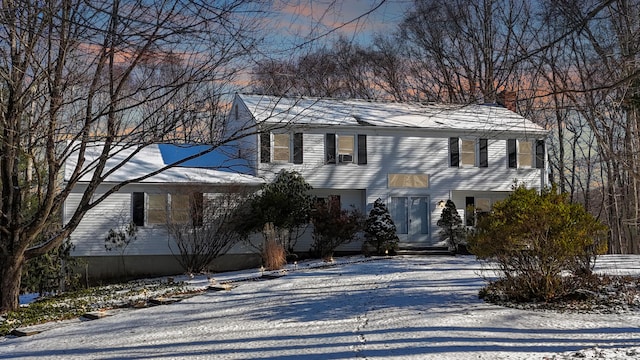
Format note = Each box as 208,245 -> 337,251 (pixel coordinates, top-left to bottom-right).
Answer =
0,252 -> 25,313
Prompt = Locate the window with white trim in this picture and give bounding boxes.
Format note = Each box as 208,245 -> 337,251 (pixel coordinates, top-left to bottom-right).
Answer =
338,135 -> 355,163
273,133 -> 290,162
147,194 -> 167,225
508,139 -> 543,169
460,139 -> 476,166
450,138 -> 488,167
260,132 -> 303,164
325,133 -> 367,165
132,192 -> 203,226
518,140 -> 533,168
465,196 -> 492,226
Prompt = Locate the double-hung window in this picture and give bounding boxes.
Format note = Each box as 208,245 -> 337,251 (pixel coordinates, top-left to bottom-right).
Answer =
508,139 -> 545,169
450,138 -> 488,167
132,192 -> 203,227
273,133 -> 290,162
147,194 -> 167,225
260,132 -> 304,164
325,133 -> 367,164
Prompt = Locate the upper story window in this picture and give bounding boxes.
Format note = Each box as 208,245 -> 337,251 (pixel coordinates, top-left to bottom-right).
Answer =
260,132 -> 303,164
338,135 -> 355,163
326,133 -> 367,165
273,133 -> 290,162
519,140 -> 533,167
461,139 -> 476,166
450,137 -> 488,168
508,139 -> 545,169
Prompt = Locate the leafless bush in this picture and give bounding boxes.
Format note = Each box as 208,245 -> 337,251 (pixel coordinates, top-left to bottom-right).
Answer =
167,188 -> 249,274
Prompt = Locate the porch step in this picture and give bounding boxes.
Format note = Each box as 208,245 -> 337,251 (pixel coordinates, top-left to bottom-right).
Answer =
396,246 -> 453,256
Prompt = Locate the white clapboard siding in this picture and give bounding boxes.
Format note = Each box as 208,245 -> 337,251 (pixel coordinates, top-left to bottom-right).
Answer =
237,94 -> 549,248
259,132 -> 542,196
66,190 -> 262,257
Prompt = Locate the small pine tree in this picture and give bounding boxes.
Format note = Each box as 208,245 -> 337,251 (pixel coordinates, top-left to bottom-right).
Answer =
437,200 -> 466,252
364,198 -> 399,255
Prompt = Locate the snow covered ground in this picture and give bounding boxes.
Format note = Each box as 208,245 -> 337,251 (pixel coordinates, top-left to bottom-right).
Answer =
1,255 -> 640,360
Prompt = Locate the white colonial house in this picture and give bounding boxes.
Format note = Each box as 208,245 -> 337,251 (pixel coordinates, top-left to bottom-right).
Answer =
63,143 -> 264,280
231,94 -> 549,251
64,94 -> 548,281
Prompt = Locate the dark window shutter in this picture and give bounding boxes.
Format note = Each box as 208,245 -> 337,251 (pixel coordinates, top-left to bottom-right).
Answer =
326,133 -> 336,164
260,132 -> 270,163
449,137 -> 459,167
535,140 -> 545,169
465,196 -> 475,226
479,139 -> 488,167
357,134 -> 367,165
132,192 -> 145,226
293,133 -> 303,164
507,139 -> 517,168
191,193 -> 204,227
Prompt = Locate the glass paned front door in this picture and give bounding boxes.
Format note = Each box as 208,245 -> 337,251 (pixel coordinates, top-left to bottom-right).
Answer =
390,196 -> 430,243
390,197 -> 408,234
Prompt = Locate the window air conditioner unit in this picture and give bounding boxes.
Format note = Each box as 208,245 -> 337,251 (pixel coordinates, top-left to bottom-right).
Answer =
338,154 -> 353,163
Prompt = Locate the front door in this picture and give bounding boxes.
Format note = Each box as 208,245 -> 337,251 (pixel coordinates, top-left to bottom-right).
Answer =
390,196 -> 430,245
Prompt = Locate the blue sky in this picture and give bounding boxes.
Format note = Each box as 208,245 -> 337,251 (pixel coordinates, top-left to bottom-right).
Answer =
265,0 -> 412,52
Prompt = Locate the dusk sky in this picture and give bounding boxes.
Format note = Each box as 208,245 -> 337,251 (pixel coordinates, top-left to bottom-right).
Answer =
264,0 -> 412,53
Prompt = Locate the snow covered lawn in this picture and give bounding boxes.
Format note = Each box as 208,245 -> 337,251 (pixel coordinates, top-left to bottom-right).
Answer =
1,255 -> 640,359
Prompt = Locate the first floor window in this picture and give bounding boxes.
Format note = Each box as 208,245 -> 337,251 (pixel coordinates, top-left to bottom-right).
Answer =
132,192 -> 203,226
465,196 -> 492,226
171,193 -> 204,226
171,194 -> 190,223
147,194 -> 167,225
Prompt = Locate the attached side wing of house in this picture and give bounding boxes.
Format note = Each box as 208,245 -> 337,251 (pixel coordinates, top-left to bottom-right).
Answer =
63,143 -> 264,281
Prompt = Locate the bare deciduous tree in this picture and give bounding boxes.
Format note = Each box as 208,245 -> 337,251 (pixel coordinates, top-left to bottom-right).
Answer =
0,0 -> 265,312
540,0 -> 640,253
399,0 -> 537,104
166,186 -> 251,275
251,37 -> 397,100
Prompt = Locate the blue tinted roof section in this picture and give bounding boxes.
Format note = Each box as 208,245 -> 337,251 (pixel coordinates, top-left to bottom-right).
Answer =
158,144 -> 253,175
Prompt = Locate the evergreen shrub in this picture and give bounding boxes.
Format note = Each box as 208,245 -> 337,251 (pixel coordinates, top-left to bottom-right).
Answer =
364,198 -> 399,255
468,184 -> 608,302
